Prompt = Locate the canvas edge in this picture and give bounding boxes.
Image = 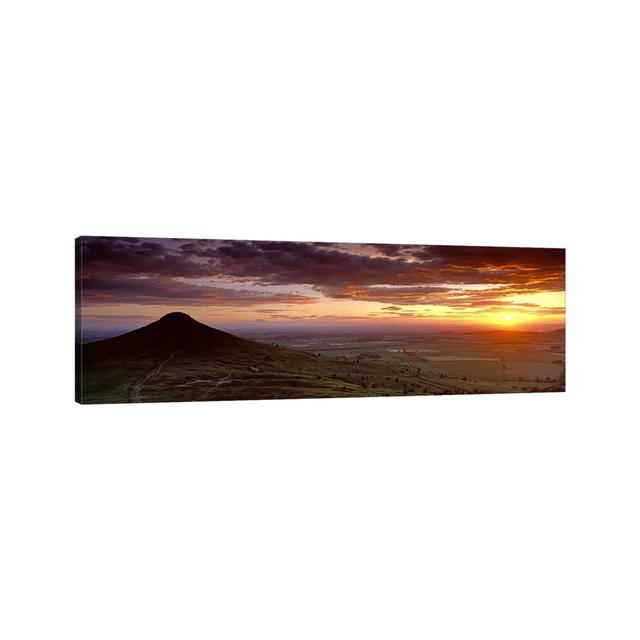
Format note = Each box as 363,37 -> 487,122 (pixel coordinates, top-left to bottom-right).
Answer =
75,237 -> 84,404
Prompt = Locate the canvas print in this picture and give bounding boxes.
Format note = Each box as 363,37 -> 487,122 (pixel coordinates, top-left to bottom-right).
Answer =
75,237 -> 565,404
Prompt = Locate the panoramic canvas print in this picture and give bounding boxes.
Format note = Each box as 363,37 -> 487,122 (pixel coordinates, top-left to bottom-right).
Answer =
75,237 -> 565,404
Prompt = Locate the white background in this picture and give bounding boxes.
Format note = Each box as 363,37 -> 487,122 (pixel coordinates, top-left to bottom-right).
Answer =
1,1 -> 639,638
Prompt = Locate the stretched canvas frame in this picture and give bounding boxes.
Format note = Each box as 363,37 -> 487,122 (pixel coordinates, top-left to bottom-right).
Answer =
75,237 -> 565,404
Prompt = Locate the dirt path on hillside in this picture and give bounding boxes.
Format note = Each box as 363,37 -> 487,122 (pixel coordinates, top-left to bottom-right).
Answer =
130,351 -> 177,402
194,374 -> 234,400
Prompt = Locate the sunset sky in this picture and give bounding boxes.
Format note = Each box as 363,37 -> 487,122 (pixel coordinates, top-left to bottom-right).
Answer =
77,237 -> 565,335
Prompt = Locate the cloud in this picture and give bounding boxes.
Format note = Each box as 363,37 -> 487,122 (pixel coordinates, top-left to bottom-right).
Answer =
82,314 -> 153,321
78,237 -> 565,310
80,275 -> 316,307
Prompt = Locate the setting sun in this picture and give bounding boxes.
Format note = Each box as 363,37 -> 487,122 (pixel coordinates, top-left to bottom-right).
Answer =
484,311 -> 528,328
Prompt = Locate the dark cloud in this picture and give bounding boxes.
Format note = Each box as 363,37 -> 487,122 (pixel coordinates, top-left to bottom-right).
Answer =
371,244 -> 411,257
80,237 -> 216,278
82,314 -> 152,320
80,275 -> 316,307
409,245 -> 565,270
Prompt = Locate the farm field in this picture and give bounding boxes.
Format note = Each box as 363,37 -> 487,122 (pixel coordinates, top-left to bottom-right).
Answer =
250,328 -> 566,395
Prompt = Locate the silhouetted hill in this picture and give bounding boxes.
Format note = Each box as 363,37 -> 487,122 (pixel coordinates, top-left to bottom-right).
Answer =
83,312 -> 271,362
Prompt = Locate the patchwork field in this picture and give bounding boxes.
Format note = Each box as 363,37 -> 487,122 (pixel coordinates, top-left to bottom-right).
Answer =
252,328 -> 566,395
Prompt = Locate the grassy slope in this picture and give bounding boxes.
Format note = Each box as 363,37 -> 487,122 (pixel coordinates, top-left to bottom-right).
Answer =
81,343 -> 564,403
80,342 -> 470,404
79,315 -> 564,404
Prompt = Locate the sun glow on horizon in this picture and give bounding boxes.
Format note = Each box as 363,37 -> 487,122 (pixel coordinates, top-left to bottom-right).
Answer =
482,310 -> 528,328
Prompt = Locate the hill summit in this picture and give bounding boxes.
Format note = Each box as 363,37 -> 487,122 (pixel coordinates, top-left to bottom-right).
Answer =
158,311 -> 197,324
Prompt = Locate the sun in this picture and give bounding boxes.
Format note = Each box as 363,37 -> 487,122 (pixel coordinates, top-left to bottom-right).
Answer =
485,311 -> 520,328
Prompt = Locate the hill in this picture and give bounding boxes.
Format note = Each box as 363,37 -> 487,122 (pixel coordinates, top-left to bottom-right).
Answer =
79,312 -> 395,403
77,313 -> 565,404
83,311 -> 270,362
79,312 -> 328,403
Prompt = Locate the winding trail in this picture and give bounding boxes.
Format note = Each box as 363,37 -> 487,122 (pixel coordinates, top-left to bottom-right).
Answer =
195,374 -> 234,401
130,350 -> 177,402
